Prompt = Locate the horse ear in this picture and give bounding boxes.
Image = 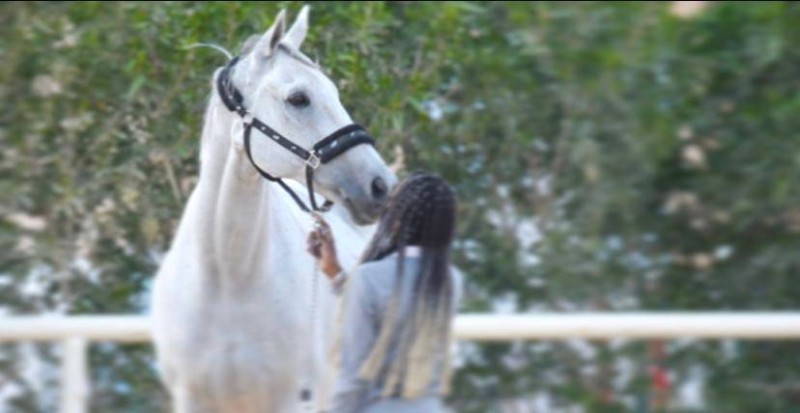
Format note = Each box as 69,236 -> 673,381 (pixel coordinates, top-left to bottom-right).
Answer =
283,5 -> 310,50
239,34 -> 262,56
255,9 -> 287,56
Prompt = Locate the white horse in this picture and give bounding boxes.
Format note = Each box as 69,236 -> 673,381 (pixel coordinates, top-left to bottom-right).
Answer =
151,7 -> 397,412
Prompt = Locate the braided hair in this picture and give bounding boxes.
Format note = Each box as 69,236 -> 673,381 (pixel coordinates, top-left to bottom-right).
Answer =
355,172 -> 457,399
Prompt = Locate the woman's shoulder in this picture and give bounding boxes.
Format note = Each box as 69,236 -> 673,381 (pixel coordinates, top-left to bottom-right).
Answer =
449,265 -> 464,284
449,265 -> 464,278
348,256 -> 397,287
448,265 -> 465,304
354,256 -> 396,276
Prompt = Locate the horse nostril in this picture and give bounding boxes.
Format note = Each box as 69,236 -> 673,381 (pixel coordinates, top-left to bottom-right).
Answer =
371,177 -> 388,200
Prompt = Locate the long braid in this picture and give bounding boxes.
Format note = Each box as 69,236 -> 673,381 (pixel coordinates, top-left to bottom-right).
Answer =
359,230 -> 406,383
402,185 -> 456,397
359,191 -> 417,382
354,173 -> 458,399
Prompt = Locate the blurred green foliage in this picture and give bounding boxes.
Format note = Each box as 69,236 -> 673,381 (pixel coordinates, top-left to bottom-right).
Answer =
2,1 -> 800,412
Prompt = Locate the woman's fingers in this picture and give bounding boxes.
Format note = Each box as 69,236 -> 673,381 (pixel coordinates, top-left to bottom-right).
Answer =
309,216 -> 341,277
306,245 -> 318,257
307,231 -> 322,258
312,213 -> 332,234
311,215 -> 335,247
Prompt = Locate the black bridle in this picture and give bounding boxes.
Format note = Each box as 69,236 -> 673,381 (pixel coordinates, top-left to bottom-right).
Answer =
215,56 -> 375,212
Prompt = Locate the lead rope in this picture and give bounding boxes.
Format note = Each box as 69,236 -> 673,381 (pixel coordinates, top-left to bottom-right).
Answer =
301,223 -> 323,412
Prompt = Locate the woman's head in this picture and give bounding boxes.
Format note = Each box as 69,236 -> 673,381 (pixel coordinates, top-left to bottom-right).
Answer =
362,173 -> 456,261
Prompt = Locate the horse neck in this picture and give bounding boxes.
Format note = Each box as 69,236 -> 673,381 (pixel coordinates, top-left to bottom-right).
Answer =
194,95 -> 273,283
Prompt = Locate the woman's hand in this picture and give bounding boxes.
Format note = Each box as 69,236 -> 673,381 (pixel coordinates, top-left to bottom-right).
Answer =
306,213 -> 343,279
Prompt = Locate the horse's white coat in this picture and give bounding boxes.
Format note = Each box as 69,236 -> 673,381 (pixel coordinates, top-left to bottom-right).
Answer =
151,7 -> 395,412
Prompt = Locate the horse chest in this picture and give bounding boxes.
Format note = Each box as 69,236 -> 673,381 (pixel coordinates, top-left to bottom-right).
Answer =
187,279 -> 309,355
172,290 -> 313,398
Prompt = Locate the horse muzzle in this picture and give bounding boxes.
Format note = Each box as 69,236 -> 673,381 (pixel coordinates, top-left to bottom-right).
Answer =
333,170 -> 396,225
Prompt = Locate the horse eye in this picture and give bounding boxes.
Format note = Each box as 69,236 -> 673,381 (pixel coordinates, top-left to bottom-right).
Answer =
287,92 -> 310,108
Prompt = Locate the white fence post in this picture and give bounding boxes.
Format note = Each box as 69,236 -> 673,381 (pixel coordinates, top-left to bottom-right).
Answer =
60,336 -> 89,413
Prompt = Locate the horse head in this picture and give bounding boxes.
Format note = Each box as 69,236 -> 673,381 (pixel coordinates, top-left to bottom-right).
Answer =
221,6 -> 396,224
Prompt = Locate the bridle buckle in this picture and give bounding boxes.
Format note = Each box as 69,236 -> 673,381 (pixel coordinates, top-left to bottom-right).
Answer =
242,112 -> 254,126
305,153 -> 321,170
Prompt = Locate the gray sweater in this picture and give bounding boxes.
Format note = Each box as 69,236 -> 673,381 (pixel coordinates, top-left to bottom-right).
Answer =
327,247 -> 462,413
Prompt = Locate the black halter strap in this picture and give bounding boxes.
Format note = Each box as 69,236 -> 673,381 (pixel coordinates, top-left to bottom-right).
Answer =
215,56 -> 375,212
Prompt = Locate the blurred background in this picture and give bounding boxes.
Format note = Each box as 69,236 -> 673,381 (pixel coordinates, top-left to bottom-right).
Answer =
2,1 -> 800,412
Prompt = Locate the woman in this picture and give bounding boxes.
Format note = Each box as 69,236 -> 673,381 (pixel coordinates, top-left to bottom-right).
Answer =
307,173 -> 462,413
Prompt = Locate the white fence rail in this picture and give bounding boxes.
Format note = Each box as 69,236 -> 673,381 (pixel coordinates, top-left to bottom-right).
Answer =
3,313 -> 800,413
5,313 -> 800,342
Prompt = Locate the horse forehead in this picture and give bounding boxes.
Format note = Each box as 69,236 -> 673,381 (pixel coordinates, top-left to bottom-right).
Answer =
267,53 -> 335,90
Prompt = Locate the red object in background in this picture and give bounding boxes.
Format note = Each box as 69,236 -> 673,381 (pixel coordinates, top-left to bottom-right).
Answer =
649,364 -> 671,391
648,341 -> 671,409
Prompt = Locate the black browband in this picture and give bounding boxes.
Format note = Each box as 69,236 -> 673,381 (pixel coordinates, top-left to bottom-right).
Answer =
215,56 -> 375,212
